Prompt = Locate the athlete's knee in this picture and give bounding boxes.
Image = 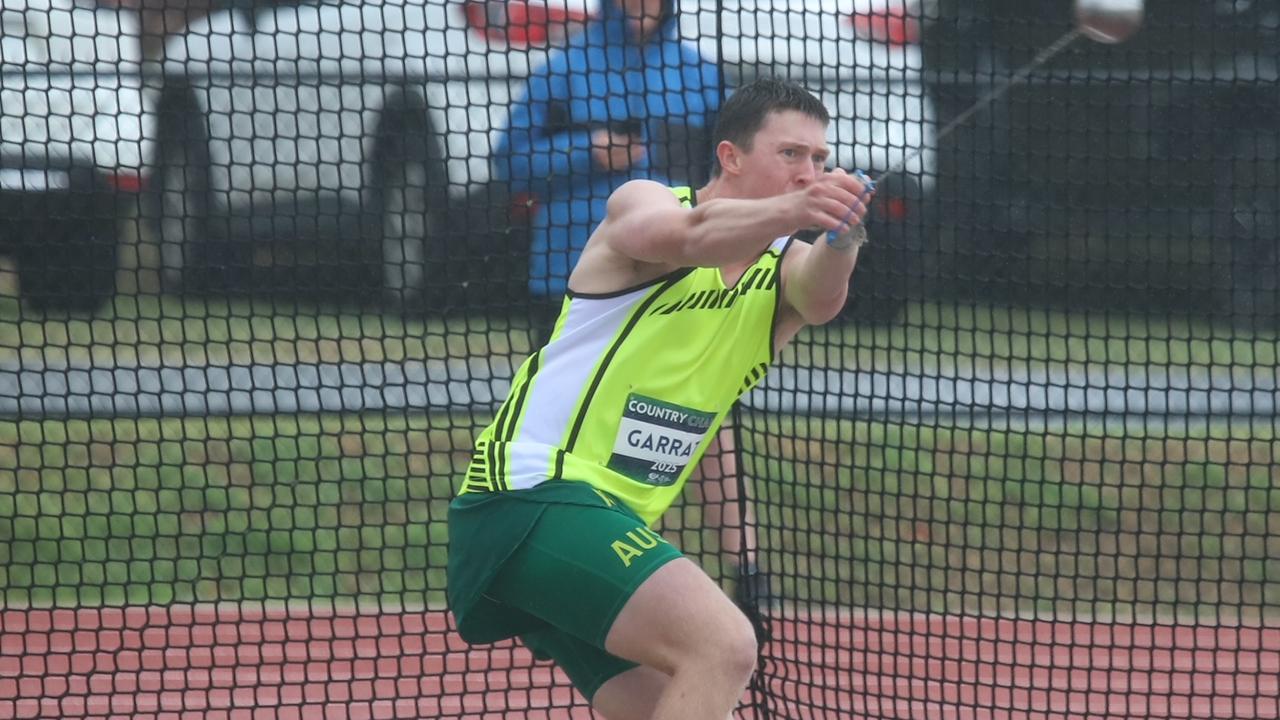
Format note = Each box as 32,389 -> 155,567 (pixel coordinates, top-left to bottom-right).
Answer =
715,608 -> 759,682
676,607 -> 757,683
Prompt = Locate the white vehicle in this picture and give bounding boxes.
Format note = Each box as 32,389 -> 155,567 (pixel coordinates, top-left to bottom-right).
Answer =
1,0 -> 147,309
154,0 -> 935,314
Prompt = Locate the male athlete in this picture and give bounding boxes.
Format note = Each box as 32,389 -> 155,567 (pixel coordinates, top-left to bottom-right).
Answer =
447,78 -> 875,720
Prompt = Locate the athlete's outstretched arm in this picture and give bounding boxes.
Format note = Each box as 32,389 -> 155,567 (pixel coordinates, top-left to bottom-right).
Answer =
595,180 -> 808,268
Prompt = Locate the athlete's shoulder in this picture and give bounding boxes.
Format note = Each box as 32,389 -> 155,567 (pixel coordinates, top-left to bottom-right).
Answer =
608,179 -> 687,210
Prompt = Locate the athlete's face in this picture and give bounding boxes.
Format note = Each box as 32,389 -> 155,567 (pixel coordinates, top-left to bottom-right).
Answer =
729,110 -> 830,199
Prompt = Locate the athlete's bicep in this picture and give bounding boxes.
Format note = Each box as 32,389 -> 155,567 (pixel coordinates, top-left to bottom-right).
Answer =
597,180 -> 692,265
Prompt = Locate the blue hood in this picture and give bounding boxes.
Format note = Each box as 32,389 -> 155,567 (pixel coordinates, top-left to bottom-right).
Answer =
597,0 -> 679,45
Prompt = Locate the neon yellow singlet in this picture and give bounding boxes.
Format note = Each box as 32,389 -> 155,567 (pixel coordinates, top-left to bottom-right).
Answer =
460,186 -> 793,526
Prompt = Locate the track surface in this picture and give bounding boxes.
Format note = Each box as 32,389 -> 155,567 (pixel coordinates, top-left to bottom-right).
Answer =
1,607 -> 1277,719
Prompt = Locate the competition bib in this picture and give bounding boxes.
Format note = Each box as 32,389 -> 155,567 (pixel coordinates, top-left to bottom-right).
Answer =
607,393 -> 717,486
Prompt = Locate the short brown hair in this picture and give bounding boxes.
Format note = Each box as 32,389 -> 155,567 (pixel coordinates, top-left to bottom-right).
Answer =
710,78 -> 830,176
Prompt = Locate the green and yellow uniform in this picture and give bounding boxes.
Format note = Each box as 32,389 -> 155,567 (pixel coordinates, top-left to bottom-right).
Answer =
446,186 -> 793,697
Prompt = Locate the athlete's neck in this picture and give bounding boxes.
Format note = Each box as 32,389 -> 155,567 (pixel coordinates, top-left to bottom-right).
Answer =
696,174 -> 776,206
694,177 -> 728,206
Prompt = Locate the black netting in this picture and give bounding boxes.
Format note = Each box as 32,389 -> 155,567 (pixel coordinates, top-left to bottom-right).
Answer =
1,1 -> 1277,719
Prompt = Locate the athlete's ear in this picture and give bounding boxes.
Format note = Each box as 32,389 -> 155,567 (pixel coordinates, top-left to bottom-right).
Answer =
715,140 -> 743,177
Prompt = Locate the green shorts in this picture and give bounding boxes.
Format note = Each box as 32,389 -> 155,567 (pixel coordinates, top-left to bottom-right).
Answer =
446,481 -> 685,699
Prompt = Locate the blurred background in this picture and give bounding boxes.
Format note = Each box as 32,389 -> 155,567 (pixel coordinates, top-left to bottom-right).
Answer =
2,0 -> 1276,320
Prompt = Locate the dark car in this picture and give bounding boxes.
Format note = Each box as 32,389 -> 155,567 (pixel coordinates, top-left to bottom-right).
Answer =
921,0 -> 1279,321
1,0 -> 147,311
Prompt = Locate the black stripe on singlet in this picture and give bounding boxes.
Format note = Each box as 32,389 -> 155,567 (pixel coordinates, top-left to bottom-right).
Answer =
496,349 -> 542,442
563,278 -> 679,454
552,447 -> 567,482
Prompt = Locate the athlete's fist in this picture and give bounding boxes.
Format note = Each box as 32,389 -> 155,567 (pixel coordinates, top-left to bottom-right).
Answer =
792,168 -> 875,236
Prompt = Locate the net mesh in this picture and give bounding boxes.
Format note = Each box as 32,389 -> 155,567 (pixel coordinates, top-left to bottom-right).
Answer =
2,0 -> 1278,718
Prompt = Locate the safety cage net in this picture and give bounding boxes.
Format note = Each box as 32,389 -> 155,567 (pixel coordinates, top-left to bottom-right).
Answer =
1,0 -> 1277,718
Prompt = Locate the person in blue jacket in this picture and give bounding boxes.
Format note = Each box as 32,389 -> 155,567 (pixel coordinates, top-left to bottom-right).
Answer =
492,0 -> 773,625
494,0 -> 720,299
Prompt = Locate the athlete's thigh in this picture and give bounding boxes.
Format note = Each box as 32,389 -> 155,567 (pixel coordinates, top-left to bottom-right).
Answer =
603,557 -> 756,675
487,500 -> 684,649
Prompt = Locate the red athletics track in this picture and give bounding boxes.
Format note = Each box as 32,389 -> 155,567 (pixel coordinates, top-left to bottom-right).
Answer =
0,606 -> 1276,719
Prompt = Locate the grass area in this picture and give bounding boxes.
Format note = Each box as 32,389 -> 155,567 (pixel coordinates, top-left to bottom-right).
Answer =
745,416 -> 1280,622
0,295 -> 534,368
2,410 -> 1277,621
3,295 -> 1277,374
0,413 -> 481,608
787,303 -> 1280,374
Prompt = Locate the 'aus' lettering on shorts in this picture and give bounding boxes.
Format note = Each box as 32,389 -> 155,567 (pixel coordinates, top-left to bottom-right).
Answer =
611,526 -> 669,567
